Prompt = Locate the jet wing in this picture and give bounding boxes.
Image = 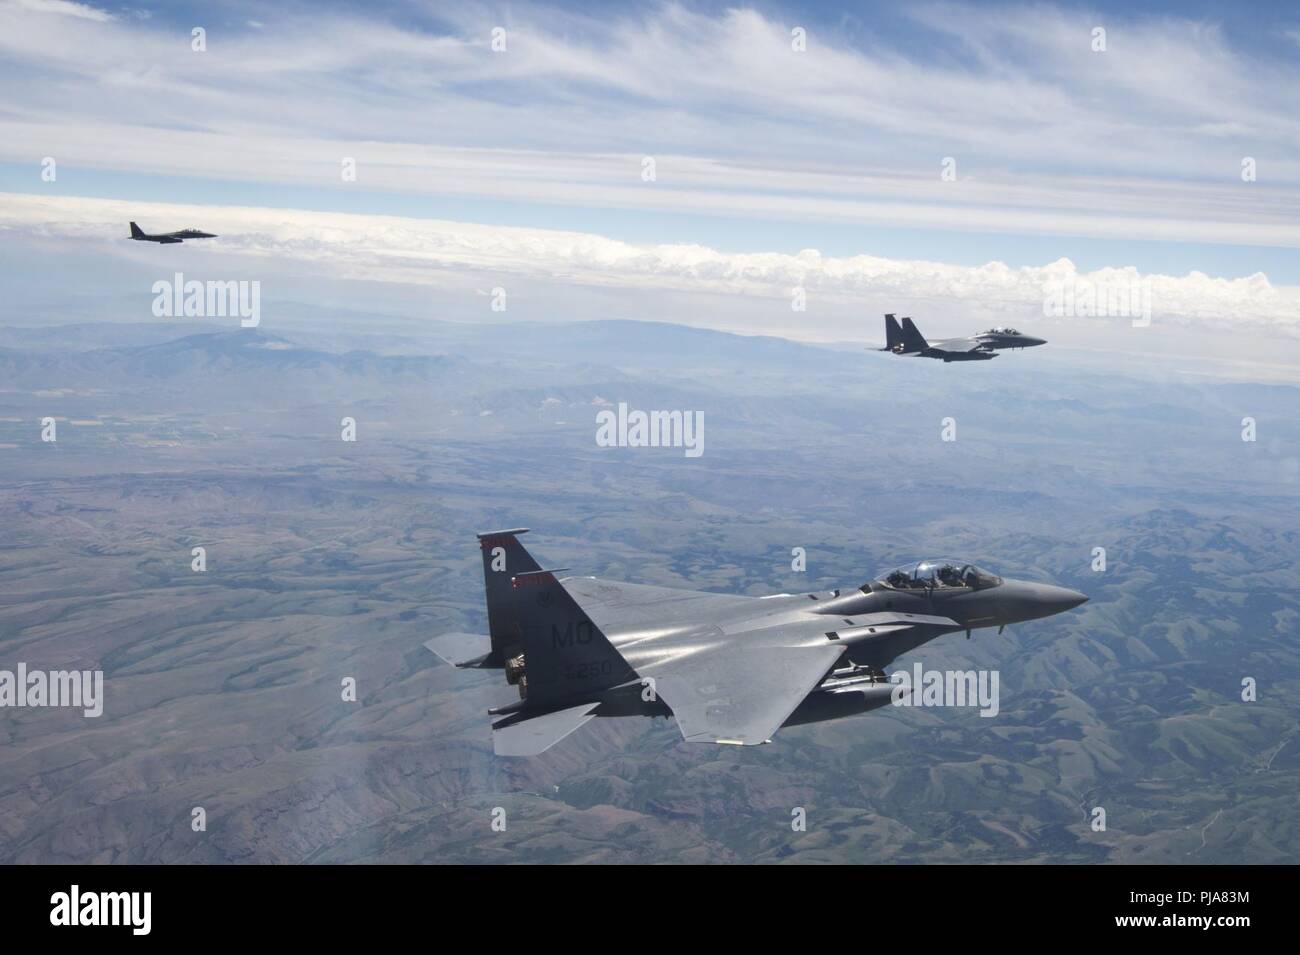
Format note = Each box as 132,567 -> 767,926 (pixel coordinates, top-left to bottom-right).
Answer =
932,337 -> 987,353
550,579 -> 963,745
617,607 -> 968,744
638,623 -> 847,745
561,576 -> 762,634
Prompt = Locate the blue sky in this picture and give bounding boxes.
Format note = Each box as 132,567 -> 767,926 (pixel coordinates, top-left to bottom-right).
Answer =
2,0 -> 1299,350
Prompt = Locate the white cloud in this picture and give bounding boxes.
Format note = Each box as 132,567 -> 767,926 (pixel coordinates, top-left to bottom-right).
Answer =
4,192 -> 1297,336
13,0 -> 113,21
3,121 -> 1297,248
0,2 -> 1298,250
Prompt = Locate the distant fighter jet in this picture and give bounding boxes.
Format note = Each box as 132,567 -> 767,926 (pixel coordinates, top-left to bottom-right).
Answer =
879,313 -> 1046,362
426,529 -> 1087,755
128,221 -> 217,244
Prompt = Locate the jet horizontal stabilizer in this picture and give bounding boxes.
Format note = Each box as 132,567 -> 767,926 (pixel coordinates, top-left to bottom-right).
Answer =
491,702 -> 601,756
424,632 -> 498,668
476,527 -> 530,540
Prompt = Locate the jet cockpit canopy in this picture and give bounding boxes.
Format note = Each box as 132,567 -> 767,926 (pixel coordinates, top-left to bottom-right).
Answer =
877,559 -> 1002,591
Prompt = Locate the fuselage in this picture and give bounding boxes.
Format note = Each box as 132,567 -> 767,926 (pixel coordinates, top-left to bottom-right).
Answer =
916,342 -> 996,361
588,561 -> 1087,678
973,329 -> 1047,350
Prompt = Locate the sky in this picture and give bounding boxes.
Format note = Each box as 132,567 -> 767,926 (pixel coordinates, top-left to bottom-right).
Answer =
1,0 -> 1299,361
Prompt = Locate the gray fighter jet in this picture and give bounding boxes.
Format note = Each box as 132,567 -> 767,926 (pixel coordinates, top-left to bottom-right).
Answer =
128,221 -> 217,244
879,313 -> 1046,361
427,529 -> 1087,755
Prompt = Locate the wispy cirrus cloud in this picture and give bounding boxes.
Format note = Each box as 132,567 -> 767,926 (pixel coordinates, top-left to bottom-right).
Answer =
2,1 -> 1298,253
14,0 -> 112,21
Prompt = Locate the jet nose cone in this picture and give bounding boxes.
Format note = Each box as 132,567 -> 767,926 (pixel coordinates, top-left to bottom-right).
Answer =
1026,336 -> 1047,347
998,581 -> 1088,623
1046,585 -> 1088,612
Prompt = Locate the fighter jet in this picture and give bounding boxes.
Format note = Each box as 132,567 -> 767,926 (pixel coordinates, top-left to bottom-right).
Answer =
879,313 -> 1046,362
426,529 -> 1087,755
128,221 -> 217,244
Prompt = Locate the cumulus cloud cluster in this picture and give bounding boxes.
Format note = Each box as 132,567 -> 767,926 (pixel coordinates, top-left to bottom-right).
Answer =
5,193 -> 1297,335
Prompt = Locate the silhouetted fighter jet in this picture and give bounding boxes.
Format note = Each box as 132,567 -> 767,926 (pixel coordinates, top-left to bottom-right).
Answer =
128,221 -> 217,244
879,313 -> 1046,362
